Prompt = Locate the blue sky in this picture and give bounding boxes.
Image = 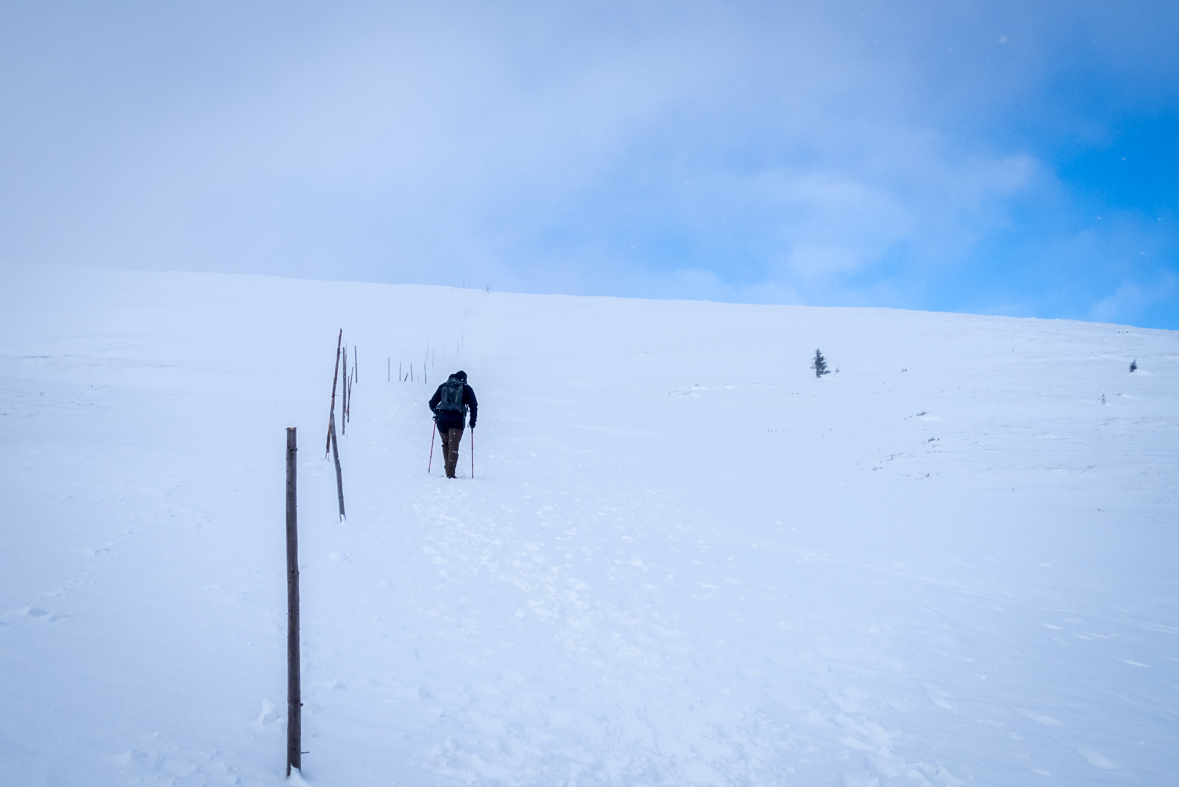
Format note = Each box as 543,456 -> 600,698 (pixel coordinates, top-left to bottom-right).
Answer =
2,0 -> 1176,327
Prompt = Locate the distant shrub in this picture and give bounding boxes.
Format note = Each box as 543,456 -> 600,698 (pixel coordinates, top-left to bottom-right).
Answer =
1129,358 -> 1138,373
811,349 -> 830,378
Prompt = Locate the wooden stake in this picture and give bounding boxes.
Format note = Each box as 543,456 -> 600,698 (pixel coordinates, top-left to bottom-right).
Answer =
326,330 -> 342,457
285,428 -> 301,777
330,414 -> 346,521
353,346 -> 358,383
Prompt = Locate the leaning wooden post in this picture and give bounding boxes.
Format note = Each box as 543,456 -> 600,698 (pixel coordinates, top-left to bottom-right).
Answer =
330,414 -> 346,521
326,330 -> 342,457
285,428 -> 302,777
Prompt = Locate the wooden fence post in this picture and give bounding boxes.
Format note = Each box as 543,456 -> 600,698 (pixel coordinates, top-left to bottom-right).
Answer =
326,331 -> 342,457
330,414 -> 346,521
285,428 -> 302,777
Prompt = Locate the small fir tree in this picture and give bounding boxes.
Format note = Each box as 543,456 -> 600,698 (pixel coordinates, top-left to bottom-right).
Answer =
811,348 -> 830,378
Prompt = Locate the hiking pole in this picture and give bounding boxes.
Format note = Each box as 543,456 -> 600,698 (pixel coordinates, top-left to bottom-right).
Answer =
427,423 -> 436,474
470,428 -> 474,479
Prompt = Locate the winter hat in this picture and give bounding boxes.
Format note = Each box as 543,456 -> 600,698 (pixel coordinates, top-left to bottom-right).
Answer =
453,370 -> 467,381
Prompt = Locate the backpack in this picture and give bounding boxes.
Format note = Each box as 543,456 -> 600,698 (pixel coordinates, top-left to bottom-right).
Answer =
438,378 -> 466,413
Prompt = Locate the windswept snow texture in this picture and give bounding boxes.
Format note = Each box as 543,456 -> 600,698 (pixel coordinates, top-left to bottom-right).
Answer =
2,267 -> 1178,786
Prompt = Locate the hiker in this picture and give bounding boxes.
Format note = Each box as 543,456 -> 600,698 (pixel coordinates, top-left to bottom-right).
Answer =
429,370 -> 478,478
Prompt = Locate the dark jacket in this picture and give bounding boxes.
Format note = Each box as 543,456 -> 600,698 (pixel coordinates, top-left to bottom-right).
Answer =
429,378 -> 478,431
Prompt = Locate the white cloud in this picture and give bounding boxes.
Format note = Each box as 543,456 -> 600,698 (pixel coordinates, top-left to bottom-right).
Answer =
1090,273 -> 1177,324
0,0 -> 1173,324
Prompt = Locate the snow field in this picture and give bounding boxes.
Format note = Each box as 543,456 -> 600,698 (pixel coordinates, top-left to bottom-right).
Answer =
1,266 -> 1177,785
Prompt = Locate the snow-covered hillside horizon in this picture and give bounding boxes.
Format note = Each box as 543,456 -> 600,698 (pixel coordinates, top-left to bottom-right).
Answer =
2,266 -> 1177,786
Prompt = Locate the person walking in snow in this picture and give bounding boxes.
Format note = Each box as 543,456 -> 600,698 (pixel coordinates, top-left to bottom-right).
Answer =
429,370 -> 478,479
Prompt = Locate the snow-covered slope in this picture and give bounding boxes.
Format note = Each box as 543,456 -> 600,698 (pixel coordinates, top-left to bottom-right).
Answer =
2,267 -> 1177,786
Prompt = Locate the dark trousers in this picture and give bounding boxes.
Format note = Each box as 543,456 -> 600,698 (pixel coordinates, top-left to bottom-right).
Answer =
440,427 -> 464,478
